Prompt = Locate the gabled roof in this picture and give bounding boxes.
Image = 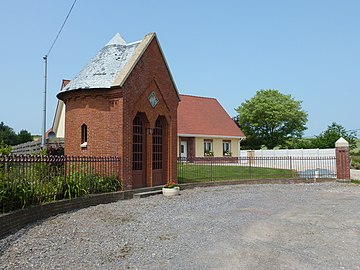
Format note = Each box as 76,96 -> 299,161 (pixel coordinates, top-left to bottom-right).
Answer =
61,34 -> 140,92
61,79 -> 70,89
59,32 -> 179,100
178,94 -> 245,138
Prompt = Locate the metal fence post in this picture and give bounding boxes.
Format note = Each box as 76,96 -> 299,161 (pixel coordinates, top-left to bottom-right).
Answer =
64,156 -> 67,191
177,158 -> 181,182
249,157 -> 252,179
210,158 -> 213,181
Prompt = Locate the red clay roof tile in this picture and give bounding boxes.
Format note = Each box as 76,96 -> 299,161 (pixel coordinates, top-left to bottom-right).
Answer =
178,94 -> 245,138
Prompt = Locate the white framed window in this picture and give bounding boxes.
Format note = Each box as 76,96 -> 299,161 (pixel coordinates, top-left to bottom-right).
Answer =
223,140 -> 231,156
204,140 -> 213,156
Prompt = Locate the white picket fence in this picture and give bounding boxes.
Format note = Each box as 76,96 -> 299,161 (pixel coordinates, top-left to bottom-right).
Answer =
238,148 -> 336,176
240,148 -> 335,158
11,138 -> 64,155
11,140 -> 42,155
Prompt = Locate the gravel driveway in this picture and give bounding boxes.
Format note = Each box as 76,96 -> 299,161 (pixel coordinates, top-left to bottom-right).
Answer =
1,182 -> 359,270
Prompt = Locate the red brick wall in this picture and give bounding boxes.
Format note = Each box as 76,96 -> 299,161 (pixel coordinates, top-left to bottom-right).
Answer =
59,37 -> 179,190
178,137 -> 195,159
336,146 -> 351,180
62,89 -> 123,158
119,38 -> 179,189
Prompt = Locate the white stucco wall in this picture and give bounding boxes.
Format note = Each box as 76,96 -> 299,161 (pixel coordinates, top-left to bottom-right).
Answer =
52,100 -> 65,138
56,103 -> 65,138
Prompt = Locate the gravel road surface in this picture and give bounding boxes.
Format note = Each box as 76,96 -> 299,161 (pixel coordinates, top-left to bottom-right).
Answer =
1,182 -> 359,270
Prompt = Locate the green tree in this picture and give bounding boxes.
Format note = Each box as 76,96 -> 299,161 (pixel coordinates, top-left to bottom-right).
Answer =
312,122 -> 357,150
0,122 -> 18,145
0,122 -> 33,146
0,141 -> 12,155
236,89 -> 308,149
17,129 -> 33,144
284,137 -> 314,149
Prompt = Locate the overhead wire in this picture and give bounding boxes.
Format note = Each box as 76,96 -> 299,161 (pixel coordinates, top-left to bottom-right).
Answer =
46,0 -> 78,56
41,0 -> 77,147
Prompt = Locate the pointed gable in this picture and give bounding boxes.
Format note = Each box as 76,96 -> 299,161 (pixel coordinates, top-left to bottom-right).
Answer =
106,33 -> 126,46
61,33 -> 141,92
59,32 -> 179,101
112,33 -> 180,100
178,94 -> 245,138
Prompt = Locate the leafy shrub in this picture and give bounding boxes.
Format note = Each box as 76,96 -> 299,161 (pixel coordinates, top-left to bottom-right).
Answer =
0,141 -> 12,155
1,161 -> 122,213
98,175 -> 122,192
63,171 -> 89,199
0,178 -> 36,212
46,143 -> 64,156
351,154 -> 360,170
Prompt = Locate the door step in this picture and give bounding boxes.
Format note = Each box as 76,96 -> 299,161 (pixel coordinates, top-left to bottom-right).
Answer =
133,190 -> 162,199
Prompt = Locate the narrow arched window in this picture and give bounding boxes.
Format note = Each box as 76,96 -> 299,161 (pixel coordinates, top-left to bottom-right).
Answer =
81,124 -> 87,144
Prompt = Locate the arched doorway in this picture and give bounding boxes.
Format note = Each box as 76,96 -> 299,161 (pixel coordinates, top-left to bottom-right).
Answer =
152,116 -> 167,186
132,114 -> 146,188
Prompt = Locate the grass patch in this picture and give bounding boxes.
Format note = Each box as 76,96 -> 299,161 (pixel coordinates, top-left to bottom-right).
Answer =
351,180 -> 360,184
178,163 -> 296,183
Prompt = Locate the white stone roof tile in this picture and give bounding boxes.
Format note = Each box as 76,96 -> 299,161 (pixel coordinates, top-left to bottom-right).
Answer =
62,34 -> 141,92
106,33 -> 126,46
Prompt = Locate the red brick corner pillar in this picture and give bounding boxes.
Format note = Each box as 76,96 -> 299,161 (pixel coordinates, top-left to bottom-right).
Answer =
335,137 -> 351,182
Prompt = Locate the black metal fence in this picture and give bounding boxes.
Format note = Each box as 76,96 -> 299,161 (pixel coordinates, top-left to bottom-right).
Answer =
1,154 -> 338,213
178,156 -> 337,183
0,155 -> 121,213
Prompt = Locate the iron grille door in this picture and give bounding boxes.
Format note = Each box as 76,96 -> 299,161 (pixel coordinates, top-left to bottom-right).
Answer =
153,119 -> 163,170
132,116 -> 145,188
152,118 -> 163,185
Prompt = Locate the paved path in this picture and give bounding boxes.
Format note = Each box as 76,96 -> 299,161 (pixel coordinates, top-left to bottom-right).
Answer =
1,182 -> 360,270
351,169 -> 360,180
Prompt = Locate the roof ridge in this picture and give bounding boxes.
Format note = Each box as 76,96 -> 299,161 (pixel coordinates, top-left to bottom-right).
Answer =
177,93 -> 245,138
180,94 -> 217,100
125,40 -> 142,46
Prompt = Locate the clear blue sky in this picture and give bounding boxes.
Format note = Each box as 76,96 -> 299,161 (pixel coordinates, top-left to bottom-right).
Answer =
0,0 -> 359,137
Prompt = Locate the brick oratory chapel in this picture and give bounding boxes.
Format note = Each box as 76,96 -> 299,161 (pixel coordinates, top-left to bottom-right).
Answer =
57,33 -> 180,190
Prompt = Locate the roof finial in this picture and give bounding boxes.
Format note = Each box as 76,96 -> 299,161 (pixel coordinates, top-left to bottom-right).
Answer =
106,33 -> 126,46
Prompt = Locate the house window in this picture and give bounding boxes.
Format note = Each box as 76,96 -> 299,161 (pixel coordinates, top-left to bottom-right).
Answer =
223,140 -> 231,156
204,140 -> 213,156
81,124 -> 87,147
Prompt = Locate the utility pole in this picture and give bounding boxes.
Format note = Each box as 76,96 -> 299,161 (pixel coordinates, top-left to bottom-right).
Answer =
42,55 -> 48,148
41,0 -> 77,149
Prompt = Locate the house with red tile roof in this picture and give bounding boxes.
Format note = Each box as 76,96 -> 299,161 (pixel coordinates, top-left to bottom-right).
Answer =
177,94 -> 245,158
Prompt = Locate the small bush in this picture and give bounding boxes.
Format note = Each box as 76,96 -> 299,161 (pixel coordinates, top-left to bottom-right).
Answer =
351,154 -> 360,170
1,167 -> 122,213
0,141 -> 12,155
46,143 -> 64,156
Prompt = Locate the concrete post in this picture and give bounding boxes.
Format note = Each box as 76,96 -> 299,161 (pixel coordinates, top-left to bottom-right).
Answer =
335,137 -> 351,182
